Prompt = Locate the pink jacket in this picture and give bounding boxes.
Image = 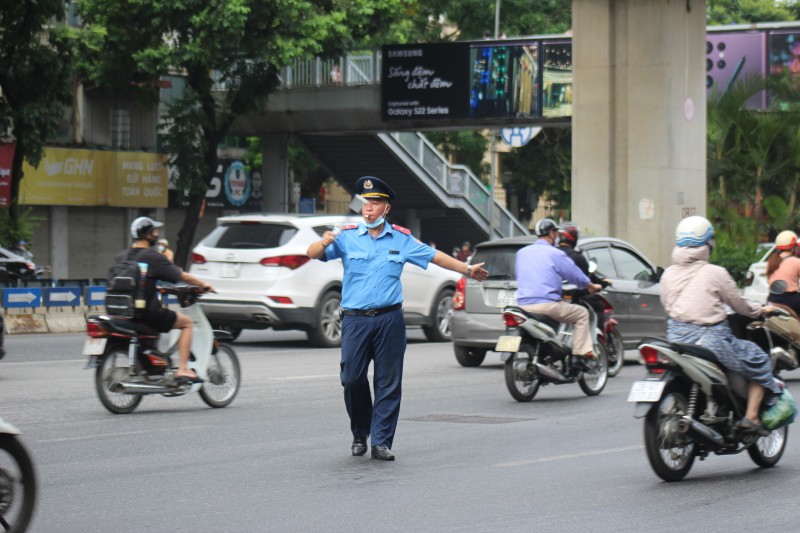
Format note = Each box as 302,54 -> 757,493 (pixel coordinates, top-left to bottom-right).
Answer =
659,246 -> 762,325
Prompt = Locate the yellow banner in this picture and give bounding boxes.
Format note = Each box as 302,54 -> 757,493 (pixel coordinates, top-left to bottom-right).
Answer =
20,148 -> 168,207
112,152 -> 168,207
20,147 -> 112,206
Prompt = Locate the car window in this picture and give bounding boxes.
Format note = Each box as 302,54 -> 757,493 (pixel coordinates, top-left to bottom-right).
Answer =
580,246 -> 617,279
312,225 -> 335,237
610,246 -> 654,281
470,245 -> 521,280
200,223 -> 298,249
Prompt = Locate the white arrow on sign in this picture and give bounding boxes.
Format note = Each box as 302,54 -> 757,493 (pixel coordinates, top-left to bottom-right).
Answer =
9,292 -> 38,303
50,291 -> 78,303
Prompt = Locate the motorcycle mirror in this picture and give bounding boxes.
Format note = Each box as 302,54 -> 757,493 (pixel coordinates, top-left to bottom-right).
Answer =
769,280 -> 788,295
588,261 -> 598,274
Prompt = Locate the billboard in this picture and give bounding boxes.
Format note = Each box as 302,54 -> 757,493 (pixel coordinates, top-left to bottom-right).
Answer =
706,31 -> 766,107
382,43 -> 470,120
171,159 -> 262,210
0,144 -> 14,208
469,42 -> 541,118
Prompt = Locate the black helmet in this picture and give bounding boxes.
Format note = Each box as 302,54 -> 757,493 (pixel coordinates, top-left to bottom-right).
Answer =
130,216 -> 164,240
533,218 -> 558,237
558,222 -> 579,246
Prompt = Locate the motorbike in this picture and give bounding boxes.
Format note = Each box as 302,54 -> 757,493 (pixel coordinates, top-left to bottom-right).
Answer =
594,292 -> 625,377
744,280 -> 800,376
495,286 -> 609,402
0,417 -> 36,532
83,285 -> 241,414
629,314 -> 791,481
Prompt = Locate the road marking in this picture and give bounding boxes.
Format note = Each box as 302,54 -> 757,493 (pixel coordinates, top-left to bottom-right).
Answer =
38,425 -> 214,443
495,445 -> 643,467
2,359 -> 86,365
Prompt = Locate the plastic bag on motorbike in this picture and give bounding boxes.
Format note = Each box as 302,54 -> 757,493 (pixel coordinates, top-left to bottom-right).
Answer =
760,386 -> 798,431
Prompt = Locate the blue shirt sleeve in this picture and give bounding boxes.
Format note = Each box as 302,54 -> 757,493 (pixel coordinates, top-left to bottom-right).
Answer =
322,232 -> 347,262
402,234 -> 436,268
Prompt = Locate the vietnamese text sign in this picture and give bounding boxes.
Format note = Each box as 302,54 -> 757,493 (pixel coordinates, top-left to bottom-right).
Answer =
3,288 -> 42,308
44,287 -> 81,307
112,152 -> 168,208
381,43 -> 470,120
0,144 -> 14,208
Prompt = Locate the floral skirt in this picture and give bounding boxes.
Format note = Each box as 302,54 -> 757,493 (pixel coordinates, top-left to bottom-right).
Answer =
667,319 -> 780,396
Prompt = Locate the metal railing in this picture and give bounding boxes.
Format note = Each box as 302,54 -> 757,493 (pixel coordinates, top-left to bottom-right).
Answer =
386,132 -> 528,238
279,51 -> 381,88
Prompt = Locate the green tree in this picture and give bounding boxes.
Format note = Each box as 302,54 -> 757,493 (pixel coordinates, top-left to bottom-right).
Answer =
0,0 -> 73,239
707,0 -> 795,25
426,131 -> 489,180
77,0 -> 413,268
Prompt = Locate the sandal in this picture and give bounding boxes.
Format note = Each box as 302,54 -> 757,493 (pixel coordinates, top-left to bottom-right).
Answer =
738,418 -> 769,437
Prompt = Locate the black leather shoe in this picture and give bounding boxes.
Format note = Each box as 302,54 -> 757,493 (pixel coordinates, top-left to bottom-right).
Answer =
371,444 -> 395,461
351,437 -> 368,456
570,356 -> 590,372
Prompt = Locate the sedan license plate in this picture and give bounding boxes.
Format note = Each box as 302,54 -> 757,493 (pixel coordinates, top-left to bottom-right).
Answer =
627,381 -> 667,403
221,262 -> 241,278
495,335 -> 522,353
83,338 -> 107,357
495,289 -> 517,308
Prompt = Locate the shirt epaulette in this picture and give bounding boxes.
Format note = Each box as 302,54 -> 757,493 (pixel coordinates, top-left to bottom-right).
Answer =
392,224 -> 411,235
340,224 -> 358,231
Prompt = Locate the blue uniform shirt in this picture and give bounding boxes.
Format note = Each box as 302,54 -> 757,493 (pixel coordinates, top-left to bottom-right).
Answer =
322,223 -> 436,310
515,239 -> 590,305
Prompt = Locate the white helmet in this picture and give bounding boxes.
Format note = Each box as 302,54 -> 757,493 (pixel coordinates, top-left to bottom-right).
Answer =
776,230 -> 798,251
130,216 -> 163,240
675,216 -> 714,247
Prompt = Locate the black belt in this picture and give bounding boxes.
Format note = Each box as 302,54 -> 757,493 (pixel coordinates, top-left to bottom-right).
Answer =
341,303 -> 402,317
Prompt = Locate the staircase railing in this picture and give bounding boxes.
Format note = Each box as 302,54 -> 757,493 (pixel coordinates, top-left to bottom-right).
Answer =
386,132 -> 529,238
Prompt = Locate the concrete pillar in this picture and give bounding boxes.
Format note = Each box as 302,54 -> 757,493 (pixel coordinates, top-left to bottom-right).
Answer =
50,206 -> 69,278
571,0 -> 707,268
262,134 -> 290,212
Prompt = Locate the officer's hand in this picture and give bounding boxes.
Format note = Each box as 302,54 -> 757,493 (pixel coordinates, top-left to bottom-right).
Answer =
201,282 -> 215,294
602,278 -> 613,287
588,283 -> 602,294
469,261 -> 489,282
320,230 -> 337,247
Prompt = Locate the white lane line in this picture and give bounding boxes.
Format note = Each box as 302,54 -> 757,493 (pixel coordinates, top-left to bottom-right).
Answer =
495,445 -> 643,467
38,425 -> 214,443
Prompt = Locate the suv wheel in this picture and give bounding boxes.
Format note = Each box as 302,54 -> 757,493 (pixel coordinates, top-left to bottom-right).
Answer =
307,290 -> 342,348
454,345 -> 487,367
422,288 -> 454,342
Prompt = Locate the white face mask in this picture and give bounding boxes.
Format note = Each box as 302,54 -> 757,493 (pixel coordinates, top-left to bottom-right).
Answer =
158,244 -> 166,253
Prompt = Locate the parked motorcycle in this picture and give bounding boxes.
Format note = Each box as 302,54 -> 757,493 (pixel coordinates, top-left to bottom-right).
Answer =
630,320 -> 790,481
496,287 -> 609,402
84,285 -> 241,414
0,416 -> 36,532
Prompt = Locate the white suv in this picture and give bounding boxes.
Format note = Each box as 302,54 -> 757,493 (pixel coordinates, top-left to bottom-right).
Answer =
189,213 -> 460,346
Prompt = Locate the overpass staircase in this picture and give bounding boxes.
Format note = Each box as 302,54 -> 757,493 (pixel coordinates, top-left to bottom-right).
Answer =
298,131 -> 529,251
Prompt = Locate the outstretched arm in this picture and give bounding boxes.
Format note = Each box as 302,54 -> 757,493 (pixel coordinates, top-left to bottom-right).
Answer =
431,250 -> 489,281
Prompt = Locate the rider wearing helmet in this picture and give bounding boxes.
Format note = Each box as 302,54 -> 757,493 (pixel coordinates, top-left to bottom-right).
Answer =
515,218 -> 603,370
660,216 -> 781,433
766,230 -> 800,316
110,216 -> 214,382
557,222 -> 613,327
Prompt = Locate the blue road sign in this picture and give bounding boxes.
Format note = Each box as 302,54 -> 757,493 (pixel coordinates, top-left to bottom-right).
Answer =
44,287 -> 82,307
3,288 -> 42,308
85,287 -> 107,307
500,126 -> 541,148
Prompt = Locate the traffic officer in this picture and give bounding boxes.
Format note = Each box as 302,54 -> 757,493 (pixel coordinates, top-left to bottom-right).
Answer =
307,176 -> 489,461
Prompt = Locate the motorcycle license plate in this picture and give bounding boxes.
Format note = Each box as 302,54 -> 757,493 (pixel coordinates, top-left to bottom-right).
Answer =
495,289 -> 518,308
82,338 -> 107,357
626,381 -> 666,403
495,335 -> 522,353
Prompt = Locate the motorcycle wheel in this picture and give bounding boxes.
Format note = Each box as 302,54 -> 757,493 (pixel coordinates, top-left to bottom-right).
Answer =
605,329 -> 625,378
0,434 -> 37,533
95,349 -> 142,414
504,342 -> 541,402
644,391 -> 695,481
748,425 -> 788,468
199,344 -> 241,408
578,340 -> 609,396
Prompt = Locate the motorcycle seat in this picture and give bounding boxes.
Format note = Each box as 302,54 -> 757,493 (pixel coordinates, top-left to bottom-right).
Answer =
108,318 -> 161,338
771,302 -> 800,321
510,308 -> 560,330
640,337 -> 720,365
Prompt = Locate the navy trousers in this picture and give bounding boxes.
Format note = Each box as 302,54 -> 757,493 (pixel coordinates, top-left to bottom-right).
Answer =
340,308 -> 406,448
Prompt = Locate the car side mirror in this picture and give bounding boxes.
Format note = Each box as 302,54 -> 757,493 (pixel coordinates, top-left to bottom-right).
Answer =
655,267 -> 664,282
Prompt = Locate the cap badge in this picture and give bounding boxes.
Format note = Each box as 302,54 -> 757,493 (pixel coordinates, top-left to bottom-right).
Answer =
363,179 -> 373,190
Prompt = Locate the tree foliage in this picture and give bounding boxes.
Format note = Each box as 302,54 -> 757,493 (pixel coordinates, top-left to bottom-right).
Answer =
0,0 -> 73,237
707,0 -> 796,25
77,0 -> 414,268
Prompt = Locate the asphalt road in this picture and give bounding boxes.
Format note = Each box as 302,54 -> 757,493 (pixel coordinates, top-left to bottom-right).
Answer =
2,329 -> 800,532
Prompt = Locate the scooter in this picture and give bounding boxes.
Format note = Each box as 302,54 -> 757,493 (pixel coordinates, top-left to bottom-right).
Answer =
593,292 -> 625,377
0,417 -> 36,532
495,286 -> 609,402
84,285 -> 241,414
